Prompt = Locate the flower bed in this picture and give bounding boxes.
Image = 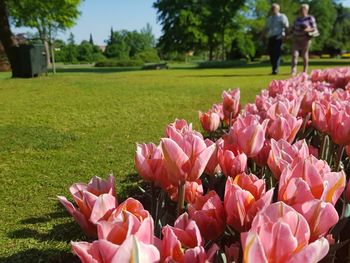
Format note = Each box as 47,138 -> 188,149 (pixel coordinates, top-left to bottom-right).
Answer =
58,67 -> 350,263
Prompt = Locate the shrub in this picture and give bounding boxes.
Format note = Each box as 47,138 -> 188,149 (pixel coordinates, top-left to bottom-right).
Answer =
134,49 -> 160,63
94,59 -> 143,67
198,60 -> 248,68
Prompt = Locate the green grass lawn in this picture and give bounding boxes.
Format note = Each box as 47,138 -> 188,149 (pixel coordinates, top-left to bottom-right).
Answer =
0,59 -> 349,262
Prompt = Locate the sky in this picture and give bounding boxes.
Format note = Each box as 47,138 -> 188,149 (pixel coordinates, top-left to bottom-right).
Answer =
13,0 -> 350,46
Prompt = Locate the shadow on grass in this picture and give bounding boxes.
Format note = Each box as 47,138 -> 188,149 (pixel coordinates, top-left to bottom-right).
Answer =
8,205 -> 85,243
308,60 -> 350,67
8,221 -> 84,242
0,248 -> 79,263
49,59 -> 350,75
5,205 -> 85,262
183,73 -> 290,78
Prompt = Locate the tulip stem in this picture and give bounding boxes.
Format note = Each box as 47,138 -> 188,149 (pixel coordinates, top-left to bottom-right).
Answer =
320,133 -> 329,160
229,112 -> 233,128
301,113 -> 310,136
177,181 -> 186,217
151,182 -> 156,219
335,145 -> 345,172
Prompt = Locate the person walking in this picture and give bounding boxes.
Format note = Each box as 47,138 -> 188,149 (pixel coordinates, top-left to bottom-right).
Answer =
266,3 -> 289,75
291,4 -> 318,75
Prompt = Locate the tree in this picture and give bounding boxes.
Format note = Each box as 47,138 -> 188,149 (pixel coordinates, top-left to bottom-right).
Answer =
154,0 -> 246,60
1,0 -> 81,75
154,0 -> 206,54
104,27 -> 157,60
309,0 -> 337,53
89,33 -> 94,45
203,0 -> 246,60
65,33 -> 78,63
331,4 -> 350,53
0,0 -> 17,76
77,40 -> 94,63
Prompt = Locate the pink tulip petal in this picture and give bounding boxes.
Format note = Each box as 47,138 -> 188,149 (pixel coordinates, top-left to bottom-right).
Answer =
90,194 -> 117,224
189,142 -> 215,181
269,221 -> 298,262
321,171 -> 346,205
285,237 -> 329,263
161,138 -> 189,184
182,246 -> 207,263
58,196 -> 96,237
241,232 -> 268,263
294,199 -> 339,241
71,241 -> 101,263
111,235 -> 160,263
57,196 -> 76,216
97,239 -> 120,263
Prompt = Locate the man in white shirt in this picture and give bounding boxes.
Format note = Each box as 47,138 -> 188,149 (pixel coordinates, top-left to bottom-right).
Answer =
266,3 -> 289,75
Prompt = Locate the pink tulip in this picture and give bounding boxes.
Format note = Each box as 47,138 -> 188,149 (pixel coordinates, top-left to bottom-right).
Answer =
243,103 -> 259,116
311,69 -> 325,82
252,140 -> 271,167
268,79 -> 287,97
329,104 -> 350,145
255,90 -> 273,114
72,235 -> 160,263
224,173 -> 273,232
225,243 -> 240,263
109,198 -> 150,223
204,139 -> 221,176
267,113 -> 303,143
241,202 -> 329,263
188,191 -> 225,241
167,179 -> 203,204
211,103 -> 224,121
308,145 -> 319,158
165,119 -> 203,142
228,114 -> 268,157
294,199 -> 339,242
160,213 -> 203,262
182,244 -> 219,263
312,101 -> 331,134
166,119 -> 193,136
279,155 -> 346,206
198,110 -> 220,132
267,139 -> 310,179
217,144 -> 247,178
135,143 -> 168,188
57,175 -> 117,237
266,99 -> 301,119
300,88 -> 320,116
97,211 -> 154,246
161,132 -> 215,185
222,88 -> 240,120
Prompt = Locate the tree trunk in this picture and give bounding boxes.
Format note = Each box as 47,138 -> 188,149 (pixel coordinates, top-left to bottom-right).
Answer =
208,35 -> 214,61
50,41 -> 56,74
221,28 -> 225,61
44,39 -> 51,68
38,27 -> 51,69
0,0 -> 18,77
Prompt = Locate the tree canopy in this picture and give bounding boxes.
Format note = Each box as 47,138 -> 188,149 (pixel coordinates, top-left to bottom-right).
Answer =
154,0 -> 350,59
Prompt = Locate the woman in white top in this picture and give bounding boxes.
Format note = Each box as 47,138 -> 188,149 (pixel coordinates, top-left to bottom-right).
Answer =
291,4 -> 318,75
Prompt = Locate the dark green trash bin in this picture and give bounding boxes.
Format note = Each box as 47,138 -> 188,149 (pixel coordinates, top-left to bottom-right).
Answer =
12,44 -> 48,78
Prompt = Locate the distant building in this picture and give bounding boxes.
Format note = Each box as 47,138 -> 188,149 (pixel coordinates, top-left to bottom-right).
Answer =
98,45 -> 106,52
